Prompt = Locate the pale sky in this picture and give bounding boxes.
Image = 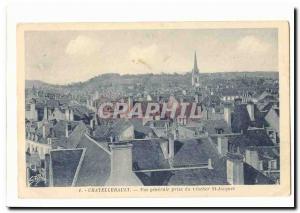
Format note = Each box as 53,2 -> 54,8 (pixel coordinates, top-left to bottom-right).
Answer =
25,28 -> 278,84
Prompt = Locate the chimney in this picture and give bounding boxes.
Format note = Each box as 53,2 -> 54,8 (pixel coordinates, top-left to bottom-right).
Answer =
217,136 -> 228,156
208,158 -> 213,170
37,121 -> 42,129
42,125 -> 46,139
65,123 -> 69,138
90,119 -> 94,130
206,109 -> 209,120
44,153 -> 50,186
94,113 -> 98,126
246,102 -> 255,121
30,100 -> 37,120
165,122 -> 169,135
194,94 -> 199,103
212,107 -> 216,114
224,104 -> 231,128
65,108 -> 70,121
43,107 -> 48,120
70,109 -> 74,121
168,134 -> 175,160
226,153 -> 244,185
47,138 -> 52,145
30,100 -> 36,112
128,96 -> 133,111
105,142 -> 143,186
172,128 -> 177,140
245,148 -> 260,170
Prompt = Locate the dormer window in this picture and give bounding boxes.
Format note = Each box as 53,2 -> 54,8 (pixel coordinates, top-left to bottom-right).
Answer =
215,128 -> 224,134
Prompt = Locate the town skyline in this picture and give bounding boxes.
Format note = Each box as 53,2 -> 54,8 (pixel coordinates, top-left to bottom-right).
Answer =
25,28 -> 278,84
26,70 -> 279,86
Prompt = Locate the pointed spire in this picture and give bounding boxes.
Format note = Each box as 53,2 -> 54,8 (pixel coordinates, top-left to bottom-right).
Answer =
193,51 -> 199,73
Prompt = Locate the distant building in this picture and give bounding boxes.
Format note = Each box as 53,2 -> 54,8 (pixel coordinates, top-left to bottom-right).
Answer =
191,52 -> 200,88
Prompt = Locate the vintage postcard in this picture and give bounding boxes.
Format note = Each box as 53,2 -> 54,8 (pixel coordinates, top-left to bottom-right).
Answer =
15,21 -> 290,199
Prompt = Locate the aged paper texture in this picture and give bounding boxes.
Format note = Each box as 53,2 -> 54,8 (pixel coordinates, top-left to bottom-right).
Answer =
16,21 -> 290,198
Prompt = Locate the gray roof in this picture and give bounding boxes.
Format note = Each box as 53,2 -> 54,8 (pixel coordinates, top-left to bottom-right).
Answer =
74,134 -> 111,186
144,120 -> 170,128
94,125 -> 111,141
93,119 -> 133,141
226,129 -> 274,154
50,149 -> 84,187
201,120 -> 231,134
109,119 -> 133,137
132,139 -> 170,171
243,163 -> 275,184
167,167 -> 228,185
130,119 -> 154,136
173,138 -> 220,167
66,121 -> 88,148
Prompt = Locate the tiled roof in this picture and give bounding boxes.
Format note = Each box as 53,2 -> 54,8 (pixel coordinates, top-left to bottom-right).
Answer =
46,99 -> 60,109
71,105 -> 92,118
74,134 -> 111,186
135,171 -> 173,186
144,120 -> 170,128
220,88 -> 240,96
231,104 -> 266,133
130,119 -> 154,138
50,149 -> 84,187
94,125 -> 111,141
109,119 -> 133,137
243,163 -> 275,184
246,129 -> 274,146
231,104 -> 251,133
173,138 -> 220,167
201,95 -> 221,107
167,166 -> 228,185
158,137 -> 230,185
252,146 -> 280,161
50,121 -> 79,148
66,121 -> 88,148
227,129 -> 274,154
132,139 -> 170,171
200,120 -> 231,134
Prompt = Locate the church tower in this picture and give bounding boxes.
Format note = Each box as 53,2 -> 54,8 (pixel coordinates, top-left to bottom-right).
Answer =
192,51 -> 200,87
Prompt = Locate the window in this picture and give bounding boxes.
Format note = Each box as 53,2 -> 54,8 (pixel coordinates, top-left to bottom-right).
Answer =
268,160 -> 277,170
215,128 -> 224,134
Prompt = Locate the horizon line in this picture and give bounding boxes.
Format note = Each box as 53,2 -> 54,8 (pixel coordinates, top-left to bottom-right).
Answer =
25,70 -> 279,86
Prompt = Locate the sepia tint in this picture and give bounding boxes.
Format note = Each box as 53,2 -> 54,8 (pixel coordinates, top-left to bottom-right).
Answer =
17,22 -> 290,198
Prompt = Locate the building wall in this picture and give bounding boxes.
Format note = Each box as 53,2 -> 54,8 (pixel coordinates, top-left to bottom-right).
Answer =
25,109 -> 38,121
26,139 -> 51,159
227,159 -> 244,185
178,126 -> 195,138
265,109 -> 279,133
48,108 -> 66,121
120,125 -> 135,141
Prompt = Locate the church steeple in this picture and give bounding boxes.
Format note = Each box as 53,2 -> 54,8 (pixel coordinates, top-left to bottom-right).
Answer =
192,51 -> 200,87
193,51 -> 199,74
